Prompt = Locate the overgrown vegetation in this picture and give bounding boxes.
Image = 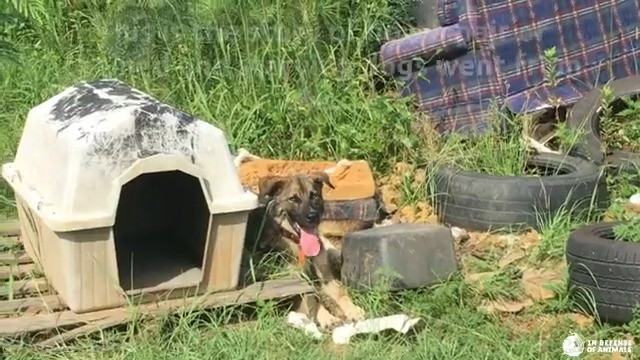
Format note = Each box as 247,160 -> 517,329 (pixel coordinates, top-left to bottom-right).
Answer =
593,85 -> 640,200
600,88 -> 640,154
427,109 -> 534,176
614,217 -> 640,242
0,0 -> 422,216
0,0 -> 418,172
2,0 -> 640,358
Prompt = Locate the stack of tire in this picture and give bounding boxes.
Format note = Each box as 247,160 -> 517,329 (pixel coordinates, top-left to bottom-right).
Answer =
564,76 -> 640,324
432,75 -> 640,324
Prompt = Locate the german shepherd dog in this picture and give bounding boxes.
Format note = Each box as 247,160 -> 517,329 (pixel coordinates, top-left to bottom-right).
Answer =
257,171 -> 369,330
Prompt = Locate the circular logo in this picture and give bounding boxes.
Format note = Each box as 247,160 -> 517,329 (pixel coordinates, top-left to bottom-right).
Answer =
563,333 -> 584,357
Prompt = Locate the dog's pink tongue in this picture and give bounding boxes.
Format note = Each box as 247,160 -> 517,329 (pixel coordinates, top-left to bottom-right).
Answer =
299,228 -> 320,257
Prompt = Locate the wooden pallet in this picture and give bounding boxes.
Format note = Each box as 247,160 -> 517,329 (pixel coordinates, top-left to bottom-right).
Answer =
0,219 -> 313,347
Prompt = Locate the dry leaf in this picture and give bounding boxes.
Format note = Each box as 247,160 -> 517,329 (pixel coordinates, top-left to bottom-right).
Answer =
522,268 -> 563,301
477,299 -> 534,314
498,247 -> 526,268
466,233 -> 508,254
626,202 -> 640,214
569,313 -> 594,328
519,230 -> 540,250
501,234 -> 519,247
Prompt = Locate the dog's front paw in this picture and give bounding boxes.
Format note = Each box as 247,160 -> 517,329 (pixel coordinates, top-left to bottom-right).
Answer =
341,302 -> 366,323
317,306 -> 343,331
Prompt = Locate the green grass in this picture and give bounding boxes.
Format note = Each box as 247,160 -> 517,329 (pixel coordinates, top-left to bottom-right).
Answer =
0,284 -> 613,359
419,109 -> 535,176
613,217 -> 640,243
2,0 -> 640,358
600,86 -> 640,154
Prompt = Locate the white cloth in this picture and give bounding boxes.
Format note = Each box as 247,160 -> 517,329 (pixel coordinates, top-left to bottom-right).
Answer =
285,312 -> 422,344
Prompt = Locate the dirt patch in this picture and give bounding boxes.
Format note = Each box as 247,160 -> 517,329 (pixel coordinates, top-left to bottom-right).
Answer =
396,202 -> 438,224
569,313 -> 595,328
520,230 -> 540,251
459,230 -> 540,261
377,162 -> 409,213
477,299 -> 534,314
508,314 -> 560,334
462,233 -> 509,254
506,312 -> 593,335
376,162 -> 436,224
238,159 -> 376,200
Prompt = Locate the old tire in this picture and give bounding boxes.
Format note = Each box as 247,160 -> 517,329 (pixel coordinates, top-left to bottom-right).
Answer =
432,154 -> 608,232
566,221 -> 640,324
566,75 -> 640,174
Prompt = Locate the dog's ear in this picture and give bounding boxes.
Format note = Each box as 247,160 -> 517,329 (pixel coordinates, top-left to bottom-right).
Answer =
258,175 -> 288,204
309,171 -> 335,190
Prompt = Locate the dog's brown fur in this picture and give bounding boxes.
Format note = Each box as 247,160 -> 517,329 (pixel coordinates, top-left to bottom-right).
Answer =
257,172 -> 368,330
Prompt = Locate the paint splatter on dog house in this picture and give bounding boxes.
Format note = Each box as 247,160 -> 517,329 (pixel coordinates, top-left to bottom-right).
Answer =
1,79 -> 258,313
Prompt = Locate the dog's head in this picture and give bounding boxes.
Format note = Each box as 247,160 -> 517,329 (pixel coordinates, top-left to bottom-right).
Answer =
258,171 -> 335,258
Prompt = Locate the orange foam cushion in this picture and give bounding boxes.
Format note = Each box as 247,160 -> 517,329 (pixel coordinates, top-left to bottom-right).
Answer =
238,159 -> 376,201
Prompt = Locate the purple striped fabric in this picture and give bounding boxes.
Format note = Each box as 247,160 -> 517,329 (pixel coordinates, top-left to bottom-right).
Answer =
380,0 -> 640,135
379,24 -> 469,75
437,0 -> 460,26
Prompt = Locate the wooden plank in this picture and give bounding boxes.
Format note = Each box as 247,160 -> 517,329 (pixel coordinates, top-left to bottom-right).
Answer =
0,295 -> 64,315
0,219 -> 19,237
0,278 -> 52,298
0,252 -> 32,265
0,263 -> 37,280
0,278 -> 312,337
35,317 -> 125,348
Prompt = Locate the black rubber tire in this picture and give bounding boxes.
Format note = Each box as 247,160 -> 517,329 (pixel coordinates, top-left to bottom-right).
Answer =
565,75 -> 640,175
432,154 -> 608,232
566,221 -> 640,324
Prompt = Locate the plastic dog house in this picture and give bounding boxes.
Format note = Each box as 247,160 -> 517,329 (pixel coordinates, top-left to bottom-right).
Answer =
1,79 -> 259,313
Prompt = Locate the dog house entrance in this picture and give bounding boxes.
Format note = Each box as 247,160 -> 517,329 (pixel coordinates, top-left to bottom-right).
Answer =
113,170 -> 210,294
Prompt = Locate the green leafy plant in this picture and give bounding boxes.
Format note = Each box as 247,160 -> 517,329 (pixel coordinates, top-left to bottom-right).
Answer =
552,121 -> 585,154
603,95 -> 640,153
598,85 -> 640,155
613,217 -> 640,243
543,47 -> 558,87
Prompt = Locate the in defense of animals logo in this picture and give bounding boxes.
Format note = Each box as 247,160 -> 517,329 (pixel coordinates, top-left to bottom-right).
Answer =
563,333 -> 584,357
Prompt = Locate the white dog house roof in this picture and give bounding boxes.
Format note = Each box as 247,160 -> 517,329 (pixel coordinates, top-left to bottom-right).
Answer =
2,79 -> 258,232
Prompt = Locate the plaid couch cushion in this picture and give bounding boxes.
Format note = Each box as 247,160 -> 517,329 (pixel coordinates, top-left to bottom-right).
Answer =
404,48 -> 504,134
380,0 -> 640,135
493,0 -> 640,113
437,0 -> 460,26
379,24 -> 469,75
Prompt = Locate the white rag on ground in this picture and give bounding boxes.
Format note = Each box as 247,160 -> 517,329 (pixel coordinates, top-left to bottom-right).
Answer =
285,312 -> 423,344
